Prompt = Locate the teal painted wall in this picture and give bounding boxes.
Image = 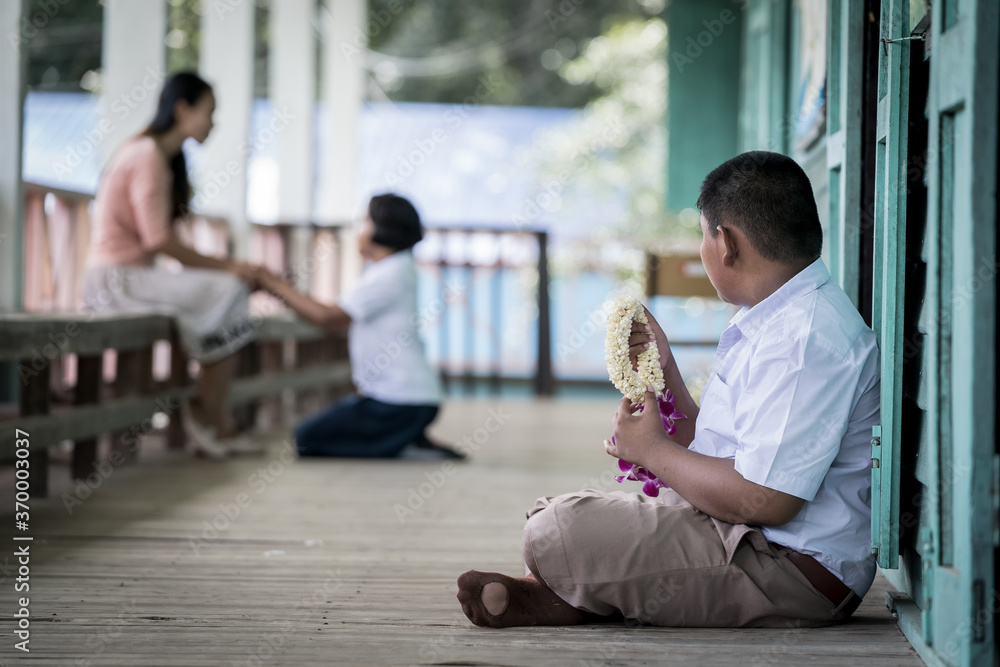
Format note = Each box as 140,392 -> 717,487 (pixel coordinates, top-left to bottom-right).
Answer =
664,0 -> 743,213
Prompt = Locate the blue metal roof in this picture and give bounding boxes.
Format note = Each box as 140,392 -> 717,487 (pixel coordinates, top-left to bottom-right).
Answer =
22,92 -> 626,233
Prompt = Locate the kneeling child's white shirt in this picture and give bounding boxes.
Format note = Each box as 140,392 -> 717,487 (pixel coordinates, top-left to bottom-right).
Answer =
338,250 -> 443,405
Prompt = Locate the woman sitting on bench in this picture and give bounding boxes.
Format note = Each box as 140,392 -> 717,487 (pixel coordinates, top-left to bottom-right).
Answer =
83,71 -> 261,459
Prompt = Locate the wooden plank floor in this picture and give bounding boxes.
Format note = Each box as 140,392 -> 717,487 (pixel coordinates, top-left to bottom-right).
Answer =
0,398 -> 921,666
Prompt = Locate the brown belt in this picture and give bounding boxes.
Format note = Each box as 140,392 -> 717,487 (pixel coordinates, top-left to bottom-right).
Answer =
771,543 -> 862,618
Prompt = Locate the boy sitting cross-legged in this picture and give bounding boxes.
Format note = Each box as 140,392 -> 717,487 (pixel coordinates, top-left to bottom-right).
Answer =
457,151 -> 881,628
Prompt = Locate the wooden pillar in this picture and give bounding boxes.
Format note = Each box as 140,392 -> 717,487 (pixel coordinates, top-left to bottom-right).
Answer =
0,0 -> 26,402
167,330 -> 188,450
232,342 -> 260,432
312,227 -> 342,303
437,254 -> 451,396
198,0 -> 254,259
100,0 -> 167,164
328,333 -> 351,403
463,233 -> 475,395
489,246 -> 503,395
534,231 -> 553,396
295,339 -> 322,415
259,341 -> 285,427
21,192 -> 48,312
19,360 -> 49,497
71,355 -> 103,481
110,348 -> 153,464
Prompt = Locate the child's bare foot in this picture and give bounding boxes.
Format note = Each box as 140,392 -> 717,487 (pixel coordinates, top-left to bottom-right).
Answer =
456,570 -> 585,628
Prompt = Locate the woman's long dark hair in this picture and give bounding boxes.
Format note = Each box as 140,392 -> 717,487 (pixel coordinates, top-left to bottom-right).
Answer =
141,71 -> 212,221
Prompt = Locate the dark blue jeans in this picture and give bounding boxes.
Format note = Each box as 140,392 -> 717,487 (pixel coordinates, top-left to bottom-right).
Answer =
295,394 -> 439,458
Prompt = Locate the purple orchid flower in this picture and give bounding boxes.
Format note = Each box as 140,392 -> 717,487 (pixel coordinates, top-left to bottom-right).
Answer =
614,389 -> 687,498
657,388 -> 687,436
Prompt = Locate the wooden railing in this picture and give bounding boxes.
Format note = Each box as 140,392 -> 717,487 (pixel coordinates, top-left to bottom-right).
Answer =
22,182 -> 94,313
3,184 -> 355,495
20,182 -> 346,313
17,183 -> 554,397
175,220 -> 556,395
416,226 -> 553,396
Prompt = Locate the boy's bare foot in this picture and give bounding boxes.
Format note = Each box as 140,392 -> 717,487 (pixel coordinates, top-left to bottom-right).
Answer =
456,570 -> 585,628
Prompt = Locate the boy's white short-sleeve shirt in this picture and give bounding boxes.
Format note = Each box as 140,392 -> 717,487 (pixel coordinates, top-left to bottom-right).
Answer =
337,250 -> 443,405
690,258 -> 881,596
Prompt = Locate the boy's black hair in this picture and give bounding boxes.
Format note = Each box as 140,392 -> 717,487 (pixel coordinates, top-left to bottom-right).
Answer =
368,193 -> 423,251
697,151 -> 823,264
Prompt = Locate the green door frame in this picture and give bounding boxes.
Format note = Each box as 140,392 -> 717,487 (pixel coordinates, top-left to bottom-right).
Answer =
825,0 -> 864,306
870,0 -> 909,572
873,0 -> 998,664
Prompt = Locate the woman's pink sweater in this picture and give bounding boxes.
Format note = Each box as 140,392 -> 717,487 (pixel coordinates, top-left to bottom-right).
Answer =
88,136 -> 173,267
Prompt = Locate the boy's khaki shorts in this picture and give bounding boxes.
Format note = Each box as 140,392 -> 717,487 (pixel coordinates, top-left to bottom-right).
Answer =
524,488 -> 858,628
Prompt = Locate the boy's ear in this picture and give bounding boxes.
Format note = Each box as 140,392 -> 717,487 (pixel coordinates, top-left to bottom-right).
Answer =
718,225 -> 739,267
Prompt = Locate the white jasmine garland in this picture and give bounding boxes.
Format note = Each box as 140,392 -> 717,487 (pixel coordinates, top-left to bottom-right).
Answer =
604,295 -> 666,403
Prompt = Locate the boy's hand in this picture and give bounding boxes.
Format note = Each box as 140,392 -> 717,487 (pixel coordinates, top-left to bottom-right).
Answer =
627,306 -> 674,372
604,390 -> 671,468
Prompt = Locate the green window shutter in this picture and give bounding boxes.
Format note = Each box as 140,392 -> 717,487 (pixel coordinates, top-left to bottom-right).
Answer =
871,0 -> 910,571
826,0 -> 863,306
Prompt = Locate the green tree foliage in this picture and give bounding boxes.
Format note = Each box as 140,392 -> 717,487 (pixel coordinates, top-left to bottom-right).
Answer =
23,0 -> 103,91
164,0 -> 271,99
359,0 -> 663,107
529,16 -> 692,248
23,0 -> 665,109
165,0 -> 201,75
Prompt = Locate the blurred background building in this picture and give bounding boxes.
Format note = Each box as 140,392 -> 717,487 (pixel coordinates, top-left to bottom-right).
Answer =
6,0 -> 733,397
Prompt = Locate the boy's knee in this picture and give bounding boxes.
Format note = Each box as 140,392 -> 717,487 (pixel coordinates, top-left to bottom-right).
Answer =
522,508 -> 562,576
521,525 -> 539,576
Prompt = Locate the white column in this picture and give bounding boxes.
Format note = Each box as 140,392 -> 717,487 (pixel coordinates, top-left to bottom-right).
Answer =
197,0 -> 255,259
318,0 -> 366,291
270,0 -> 315,224
271,0 -> 316,291
0,0 -> 26,313
100,0 -> 167,165
1,0 -> 25,402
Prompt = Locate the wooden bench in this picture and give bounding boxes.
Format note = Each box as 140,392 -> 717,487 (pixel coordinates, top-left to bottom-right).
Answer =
0,311 -> 351,496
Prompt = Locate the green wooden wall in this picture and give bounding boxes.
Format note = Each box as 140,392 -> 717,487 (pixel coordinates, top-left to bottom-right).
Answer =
667,0 -> 998,664
737,0 -> 789,154
663,0 -> 743,213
